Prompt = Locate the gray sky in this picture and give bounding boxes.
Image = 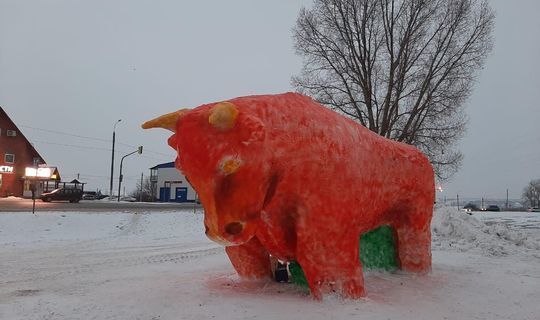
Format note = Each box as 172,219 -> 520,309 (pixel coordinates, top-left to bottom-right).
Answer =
0,0 -> 538,199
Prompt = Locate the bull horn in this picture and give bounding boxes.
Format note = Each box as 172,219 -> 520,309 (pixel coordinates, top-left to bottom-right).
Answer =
141,109 -> 189,132
208,102 -> 238,129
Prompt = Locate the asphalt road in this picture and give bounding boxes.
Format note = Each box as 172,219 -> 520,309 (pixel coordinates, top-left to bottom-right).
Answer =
0,198 -> 202,212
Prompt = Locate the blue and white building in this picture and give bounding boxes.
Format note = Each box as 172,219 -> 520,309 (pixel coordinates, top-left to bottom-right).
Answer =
149,162 -> 197,202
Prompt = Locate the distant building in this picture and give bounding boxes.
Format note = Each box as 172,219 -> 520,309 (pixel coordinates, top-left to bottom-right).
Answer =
149,162 -> 197,202
0,107 -> 47,197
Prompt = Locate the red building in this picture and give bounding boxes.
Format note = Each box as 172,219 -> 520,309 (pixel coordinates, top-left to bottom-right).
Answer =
0,107 -> 46,197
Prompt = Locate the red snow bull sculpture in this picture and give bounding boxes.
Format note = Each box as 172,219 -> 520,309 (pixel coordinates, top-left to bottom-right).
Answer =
142,93 -> 434,299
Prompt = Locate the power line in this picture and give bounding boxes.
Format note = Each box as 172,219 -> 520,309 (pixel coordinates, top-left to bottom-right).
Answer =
31,140 -> 111,152
21,124 -> 174,157
64,173 -> 110,179
30,140 -> 172,162
62,173 -> 147,182
20,125 -> 111,143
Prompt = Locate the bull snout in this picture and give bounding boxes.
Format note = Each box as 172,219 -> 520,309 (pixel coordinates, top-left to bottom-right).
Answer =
204,220 -> 251,246
224,221 -> 244,236
205,221 -> 245,237
204,221 -> 244,243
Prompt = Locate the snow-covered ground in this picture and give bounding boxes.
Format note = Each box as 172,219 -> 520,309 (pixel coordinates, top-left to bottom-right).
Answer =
1,208 -> 539,320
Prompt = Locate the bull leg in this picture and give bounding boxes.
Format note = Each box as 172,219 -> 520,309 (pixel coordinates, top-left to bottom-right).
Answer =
393,205 -> 432,273
225,236 -> 272,279
297,233 -> 365,300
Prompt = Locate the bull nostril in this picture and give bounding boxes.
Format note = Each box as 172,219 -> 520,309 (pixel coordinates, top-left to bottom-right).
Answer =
224,222 -> 244,236
204,224 -> 209,234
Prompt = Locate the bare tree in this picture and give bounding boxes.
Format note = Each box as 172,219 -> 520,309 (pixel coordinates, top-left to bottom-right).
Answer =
130,177 -> 156,202
522,179 -> 540,208
292,0 -> 494,180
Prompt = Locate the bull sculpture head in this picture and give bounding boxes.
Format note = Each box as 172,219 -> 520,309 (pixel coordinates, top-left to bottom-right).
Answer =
142,101 -> 271,246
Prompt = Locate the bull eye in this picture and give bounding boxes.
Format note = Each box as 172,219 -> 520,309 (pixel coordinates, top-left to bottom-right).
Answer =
219,157 -> 242,175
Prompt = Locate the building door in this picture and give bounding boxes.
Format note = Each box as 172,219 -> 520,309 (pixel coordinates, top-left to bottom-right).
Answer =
159,187 -> 171,202
175,187 -> 188,202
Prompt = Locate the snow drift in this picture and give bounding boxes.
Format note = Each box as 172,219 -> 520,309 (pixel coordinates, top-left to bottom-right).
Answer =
432,206 -> 540,257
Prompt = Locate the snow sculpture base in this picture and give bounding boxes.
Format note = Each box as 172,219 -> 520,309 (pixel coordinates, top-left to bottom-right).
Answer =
142,92 -> 435,300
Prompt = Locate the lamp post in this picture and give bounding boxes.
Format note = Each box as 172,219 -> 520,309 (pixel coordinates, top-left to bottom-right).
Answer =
31,170 -> 37,215
117,146 -> 143,202
109,119 -> 122,199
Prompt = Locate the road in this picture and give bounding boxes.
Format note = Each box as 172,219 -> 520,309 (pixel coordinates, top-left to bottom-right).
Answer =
0,197 -> 202,212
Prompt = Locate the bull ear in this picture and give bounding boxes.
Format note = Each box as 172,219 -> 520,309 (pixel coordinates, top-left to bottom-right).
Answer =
208,102 -> 238,129
142,109 -> 189,132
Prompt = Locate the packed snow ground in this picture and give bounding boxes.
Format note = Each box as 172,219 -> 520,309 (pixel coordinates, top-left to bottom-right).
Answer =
1,207 -> 539,320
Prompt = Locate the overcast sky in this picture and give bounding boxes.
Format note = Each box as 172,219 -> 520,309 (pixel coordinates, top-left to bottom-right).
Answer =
0,0 -> 538,200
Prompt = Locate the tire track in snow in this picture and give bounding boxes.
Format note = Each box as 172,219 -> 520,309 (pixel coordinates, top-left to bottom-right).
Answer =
1,246 -> 222,285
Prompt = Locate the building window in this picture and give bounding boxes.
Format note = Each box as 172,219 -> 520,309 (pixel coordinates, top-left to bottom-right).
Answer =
6,130 -> 17,137
4,153 -> 15,163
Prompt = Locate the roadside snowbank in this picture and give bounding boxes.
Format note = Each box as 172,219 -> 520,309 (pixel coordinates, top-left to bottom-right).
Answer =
1,196 -> 25,201
432,207 -> 540,257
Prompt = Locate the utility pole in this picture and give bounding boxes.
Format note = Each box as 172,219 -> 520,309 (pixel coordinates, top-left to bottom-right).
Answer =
109,119 -> 122,199
140,172 -> 144,202
456,194 -> 460,210
506,189 -> 509,210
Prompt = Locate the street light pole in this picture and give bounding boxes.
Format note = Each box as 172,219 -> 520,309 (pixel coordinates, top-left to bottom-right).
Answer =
139,172 -> 143,202
109,119 -> 122,199
117,146 -> 143,202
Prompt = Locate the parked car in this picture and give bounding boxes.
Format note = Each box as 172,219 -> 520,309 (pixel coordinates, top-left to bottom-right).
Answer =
41,188 -> 83,203
82,191 -> 98,200
120,196 -> 137,202
463,203 -> 479,212
530,207 -> 540,212
100,195 -> 136,202
485,205 -> 501,212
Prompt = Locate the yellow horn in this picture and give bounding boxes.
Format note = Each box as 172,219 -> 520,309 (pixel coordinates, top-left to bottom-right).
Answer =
208,102 -> 238,129
141,109 -> 189,132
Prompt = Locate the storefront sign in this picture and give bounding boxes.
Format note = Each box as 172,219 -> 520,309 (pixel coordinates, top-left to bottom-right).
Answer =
0,166 -> 14,173
25,167 -> 52,178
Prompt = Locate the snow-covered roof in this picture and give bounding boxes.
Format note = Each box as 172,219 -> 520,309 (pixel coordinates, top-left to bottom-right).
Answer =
150,162 -> 175,170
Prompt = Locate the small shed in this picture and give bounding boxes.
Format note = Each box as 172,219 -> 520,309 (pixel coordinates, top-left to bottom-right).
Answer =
66,179 -> 86,191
